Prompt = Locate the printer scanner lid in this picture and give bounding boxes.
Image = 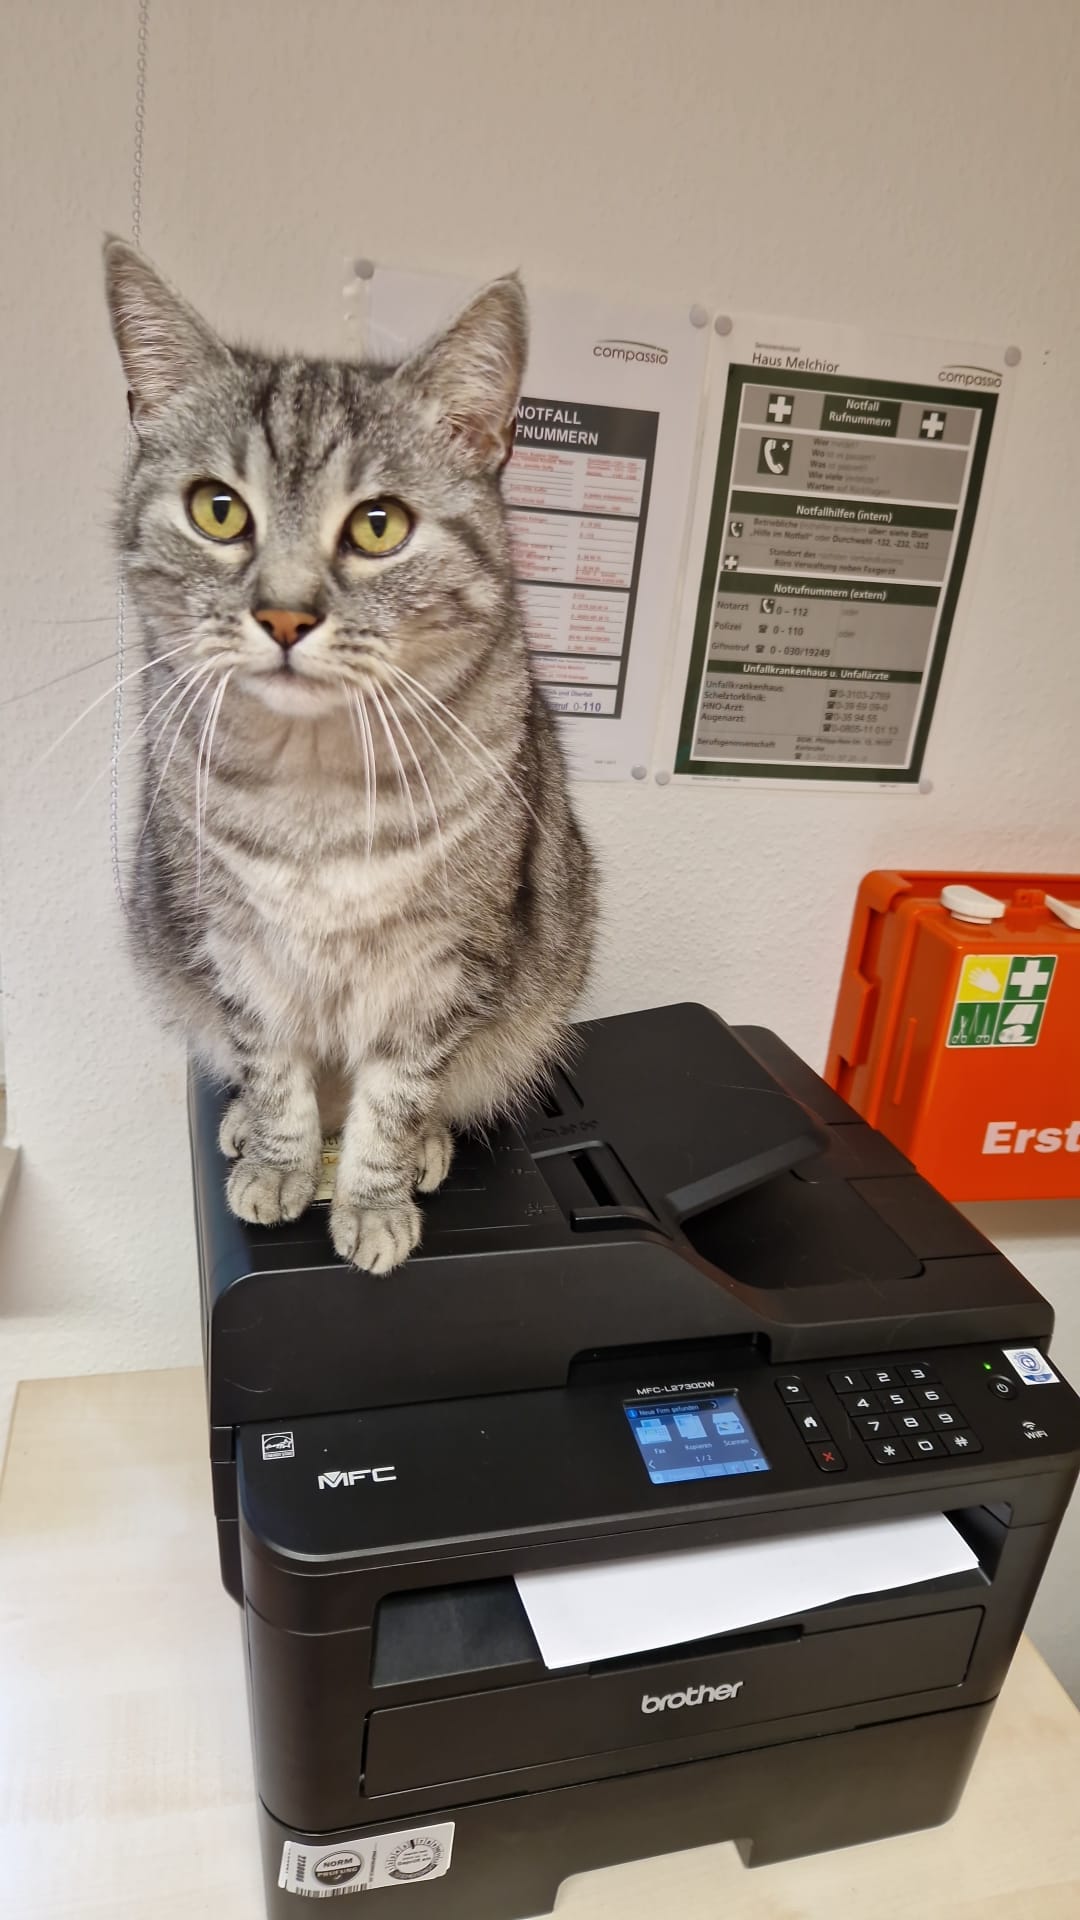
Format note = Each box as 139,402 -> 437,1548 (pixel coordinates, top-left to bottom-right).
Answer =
191,1004 -> 1053,1427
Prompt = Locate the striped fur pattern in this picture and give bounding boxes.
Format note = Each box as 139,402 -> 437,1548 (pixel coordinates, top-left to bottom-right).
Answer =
104,242 -> 596,1272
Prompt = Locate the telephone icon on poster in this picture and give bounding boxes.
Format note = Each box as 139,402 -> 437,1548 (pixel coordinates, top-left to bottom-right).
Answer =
758,437 -> 793,477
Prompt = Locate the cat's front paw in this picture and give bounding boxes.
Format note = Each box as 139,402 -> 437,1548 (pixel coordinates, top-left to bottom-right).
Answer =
227,1160 -> 317,1226
414,1127 -> 454,1194
330,1199 -> 421,1274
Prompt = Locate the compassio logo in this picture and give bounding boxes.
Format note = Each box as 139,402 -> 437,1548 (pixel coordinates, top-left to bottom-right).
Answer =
593,338 -> 669,365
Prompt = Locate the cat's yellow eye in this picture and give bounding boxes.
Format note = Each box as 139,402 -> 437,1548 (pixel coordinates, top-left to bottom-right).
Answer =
187,481 -> 251,542
344,497 -> 413,557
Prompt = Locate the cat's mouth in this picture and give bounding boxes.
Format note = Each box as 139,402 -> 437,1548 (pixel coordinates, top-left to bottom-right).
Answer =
241,660 -> 347,718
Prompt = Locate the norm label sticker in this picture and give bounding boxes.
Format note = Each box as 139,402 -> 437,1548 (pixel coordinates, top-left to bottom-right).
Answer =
279,1824 -> 455,1898
947,954 -> 1057,1050
1002,1347 -> 1059,1387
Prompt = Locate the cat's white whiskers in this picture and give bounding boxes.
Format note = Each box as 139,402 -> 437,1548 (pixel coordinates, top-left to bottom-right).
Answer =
382,692 -> 449,895
0,647 -> 146,710
195,671 -> 233,903
32,637 -> 202,767
71,659 -> 209,812
369,680 -> 422,856
145,662 -> 218,764
353,691 -> 378,859
136,668 -> 219,849
22,615 -> 117,628
341,685 -> 375,853
193,683 -> 221,899
341,682 -> 365,760
383,675 -> 456,787
385,662 -> 546,835
345,687 -> 380,860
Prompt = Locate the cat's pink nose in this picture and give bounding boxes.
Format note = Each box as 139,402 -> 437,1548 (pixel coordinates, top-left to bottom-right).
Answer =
253,608 -> 322,650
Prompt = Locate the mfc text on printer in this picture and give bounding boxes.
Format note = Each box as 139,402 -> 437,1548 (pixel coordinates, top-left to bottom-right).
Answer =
191,1003 -> 1080,1916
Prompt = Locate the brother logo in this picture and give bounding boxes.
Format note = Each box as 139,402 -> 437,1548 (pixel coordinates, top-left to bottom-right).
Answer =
641,1681 -> 744,1714
317,1467 -> 397,1490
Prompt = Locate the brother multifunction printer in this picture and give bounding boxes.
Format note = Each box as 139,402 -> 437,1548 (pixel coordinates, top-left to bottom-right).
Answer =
191,1004 -> 1080,1918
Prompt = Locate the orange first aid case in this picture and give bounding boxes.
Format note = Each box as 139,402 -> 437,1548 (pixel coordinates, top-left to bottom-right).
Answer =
826,871 -> 1080,1202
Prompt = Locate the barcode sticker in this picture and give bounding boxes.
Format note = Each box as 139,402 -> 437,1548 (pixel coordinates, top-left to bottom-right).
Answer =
279,1825 -> 455,1898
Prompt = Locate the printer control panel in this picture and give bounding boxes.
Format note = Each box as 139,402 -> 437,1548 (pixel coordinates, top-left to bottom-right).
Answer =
238,1340 -> 1080,1568
611,1339 -> 1075,1509
777,1363 -> 980,1472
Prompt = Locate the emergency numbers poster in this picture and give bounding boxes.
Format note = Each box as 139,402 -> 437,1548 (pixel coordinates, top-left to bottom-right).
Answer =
670,316 -> 1013,785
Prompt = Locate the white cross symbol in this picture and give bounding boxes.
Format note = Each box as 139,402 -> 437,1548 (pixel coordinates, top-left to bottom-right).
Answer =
722,555 -> 740,570
921,411 -> 946,439
883,1444 -> 897,1457
1010,958 -> 1052,996
768,394 -> 793,423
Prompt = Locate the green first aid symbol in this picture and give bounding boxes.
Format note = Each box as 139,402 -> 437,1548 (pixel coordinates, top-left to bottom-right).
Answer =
1004,956 -> 1055,1001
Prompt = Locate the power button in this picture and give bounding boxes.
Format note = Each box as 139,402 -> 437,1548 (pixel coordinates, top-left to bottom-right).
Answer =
987,1374 -> 1017,1400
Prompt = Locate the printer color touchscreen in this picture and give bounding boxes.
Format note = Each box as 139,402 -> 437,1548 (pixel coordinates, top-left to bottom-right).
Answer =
625,1397 -> 770,1485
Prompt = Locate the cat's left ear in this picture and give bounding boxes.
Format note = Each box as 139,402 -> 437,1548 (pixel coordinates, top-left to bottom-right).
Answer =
400,275 -> 527,471
103,237 -> 231,428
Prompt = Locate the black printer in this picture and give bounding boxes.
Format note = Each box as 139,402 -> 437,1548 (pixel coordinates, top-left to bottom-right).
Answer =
191,1004 -> 1080,1917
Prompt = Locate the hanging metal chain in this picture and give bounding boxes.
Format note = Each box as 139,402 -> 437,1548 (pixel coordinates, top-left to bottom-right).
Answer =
110,0 -> 151,910
130,1 -> 148,246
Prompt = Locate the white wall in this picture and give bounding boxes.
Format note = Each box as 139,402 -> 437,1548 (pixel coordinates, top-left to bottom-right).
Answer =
3,0 -> 1080,1687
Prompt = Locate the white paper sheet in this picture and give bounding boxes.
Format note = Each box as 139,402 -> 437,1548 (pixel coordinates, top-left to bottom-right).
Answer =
515,1515 -> 978,1671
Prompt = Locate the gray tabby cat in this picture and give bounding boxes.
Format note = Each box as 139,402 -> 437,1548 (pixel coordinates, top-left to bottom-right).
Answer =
104,242 -> 596,1273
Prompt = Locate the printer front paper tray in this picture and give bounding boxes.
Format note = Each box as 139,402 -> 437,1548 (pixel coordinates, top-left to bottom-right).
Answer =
363,1604 -> 983,1798
256,1704 -> 995,1920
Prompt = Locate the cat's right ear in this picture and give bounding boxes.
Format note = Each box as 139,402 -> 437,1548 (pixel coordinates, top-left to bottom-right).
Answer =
399,275 -> 528,471
103,238 -> 230,428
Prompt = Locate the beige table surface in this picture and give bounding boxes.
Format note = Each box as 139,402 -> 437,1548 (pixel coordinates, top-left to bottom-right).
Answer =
3,1368 -> 1080,1919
